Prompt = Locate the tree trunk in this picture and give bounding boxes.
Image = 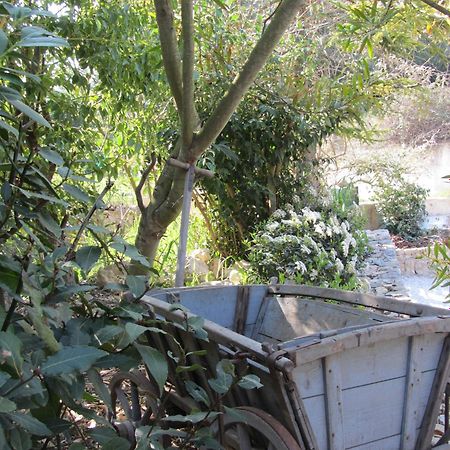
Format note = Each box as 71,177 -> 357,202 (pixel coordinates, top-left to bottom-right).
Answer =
134,0 -> 307,269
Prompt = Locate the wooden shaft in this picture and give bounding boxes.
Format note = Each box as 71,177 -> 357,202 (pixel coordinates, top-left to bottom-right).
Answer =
175,164 -> 196,287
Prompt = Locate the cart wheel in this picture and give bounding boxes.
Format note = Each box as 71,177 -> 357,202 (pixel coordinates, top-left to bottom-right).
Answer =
213,406 -> 303,450
108,370 -> 160,445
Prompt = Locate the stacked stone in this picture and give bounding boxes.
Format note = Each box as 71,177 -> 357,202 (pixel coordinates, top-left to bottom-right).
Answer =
359,229 -> 411,301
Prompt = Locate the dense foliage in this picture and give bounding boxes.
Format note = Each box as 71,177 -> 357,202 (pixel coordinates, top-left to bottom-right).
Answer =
373,176 -> 428,240
249,196 -> 368,289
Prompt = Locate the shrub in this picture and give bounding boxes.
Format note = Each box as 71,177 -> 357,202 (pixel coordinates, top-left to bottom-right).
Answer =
373,177 -> 428,239
248,203 -> 368,290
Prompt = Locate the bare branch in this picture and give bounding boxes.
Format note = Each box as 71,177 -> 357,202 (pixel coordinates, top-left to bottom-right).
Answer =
66,180 -> 114,259
135,153 -> 157,213
154,0 -> 183,113
181,0 -> 195,154
419,0 -> 450,17
191,0 -> 306,158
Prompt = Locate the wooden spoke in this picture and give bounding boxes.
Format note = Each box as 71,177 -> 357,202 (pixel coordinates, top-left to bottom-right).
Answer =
212,406 -> 303,450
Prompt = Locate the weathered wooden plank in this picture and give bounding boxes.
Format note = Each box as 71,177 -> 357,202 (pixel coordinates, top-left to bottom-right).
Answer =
415,334 -> 450,450
256,296 -> 392,343
348,434 -> 401,450
401,336 -> 425,450
250,295 -> 271,341
268,284 -> 450,317
233,285 -> 250,335
293,359 -> 325,399
342,377 -> 406,448
290,317 -> 450,365
324,354 -> 345,450
302,396 -> 328,450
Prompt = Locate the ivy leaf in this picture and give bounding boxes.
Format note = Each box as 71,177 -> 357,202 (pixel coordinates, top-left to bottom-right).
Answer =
134,344 -> 167,394
75,246 -> 101,273
41,346 -> 107,376
7,412 -> 52,436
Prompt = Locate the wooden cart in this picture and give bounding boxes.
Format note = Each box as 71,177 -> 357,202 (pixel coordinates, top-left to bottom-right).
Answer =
110,284 -> 450,450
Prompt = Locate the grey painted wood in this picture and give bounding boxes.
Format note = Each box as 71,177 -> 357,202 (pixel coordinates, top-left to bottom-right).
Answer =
303,395 -> 328,450
324,355 -> 345,450
251,295 -> 271,341
255,296 -> 392,343
233,285 -> 250,334
401,336 -> 426,450
347,434 -> 401,450
293,359 -> 325,399
416,334 -> 450,450
268,284 -> 450,317
342,377 -> 406,448
290,316 -> 450,365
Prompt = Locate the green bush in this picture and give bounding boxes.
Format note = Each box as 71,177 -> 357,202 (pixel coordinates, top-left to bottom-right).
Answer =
248,202 -> 368,290
374,177 -> 428,239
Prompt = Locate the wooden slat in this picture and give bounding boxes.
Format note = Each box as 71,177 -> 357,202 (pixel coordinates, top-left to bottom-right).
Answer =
324,354 -> 345,450
268,284 -> 450,317
250,295 -> 271,340
233,285 -> 250,335
401,336 -> 425,450
290,316 -> 450,365
415,334 -> 450,450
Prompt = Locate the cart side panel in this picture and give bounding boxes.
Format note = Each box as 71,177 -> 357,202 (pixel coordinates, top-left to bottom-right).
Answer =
293,333 -> 445,450
253,296 -> 394,343
147,285 -> 267,332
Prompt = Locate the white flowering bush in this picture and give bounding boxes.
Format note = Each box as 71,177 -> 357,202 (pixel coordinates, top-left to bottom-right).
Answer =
249,206 -> 368,289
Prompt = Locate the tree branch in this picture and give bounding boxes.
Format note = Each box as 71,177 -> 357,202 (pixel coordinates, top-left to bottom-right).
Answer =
135,153 -> 156,213
419,0 -> 450,17
154,0 -> 184,113
181,0 -> 195,155
191,0 -> 306,158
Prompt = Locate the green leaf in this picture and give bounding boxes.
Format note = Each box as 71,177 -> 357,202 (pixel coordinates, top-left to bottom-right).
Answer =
37,211 -> 61,238
0,29 -> 8,55
185,381 -> 210,407
366,38 -> 374,58
0,396 -> 16,412
0,119 -> 18,138
50,284 -> 96,302
76,246 -> 101,273
39,148 -> 64,166
7,412 -> 52,436
17,187 -> 68,206
7,99 -> 50,127
0,331 -> 23,375
95,325 -> 123,344
41,346 -> 107,376
87,368 -> 112,411
134,344 -> 167,394
126,275 -> 147,298
9,427 -> 32,450
62,183 -> 92,204
237,374 -> 263,390
162,411 -> 221,423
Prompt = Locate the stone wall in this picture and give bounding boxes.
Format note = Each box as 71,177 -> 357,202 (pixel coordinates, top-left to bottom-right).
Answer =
396,247 -> 434,276
359,229 -> 410,300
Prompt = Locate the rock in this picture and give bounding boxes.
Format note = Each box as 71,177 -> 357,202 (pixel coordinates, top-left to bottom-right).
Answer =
189,248 -> 210,263
186,257 -> 210,277
228,269 -> 242,285
96,264 -> 126,287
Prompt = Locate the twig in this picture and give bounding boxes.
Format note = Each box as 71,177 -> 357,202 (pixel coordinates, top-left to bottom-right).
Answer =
135,153 -> 157,213
262,0 -> 282,35
66,180 -> 114,259
419,0 -> 450,17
